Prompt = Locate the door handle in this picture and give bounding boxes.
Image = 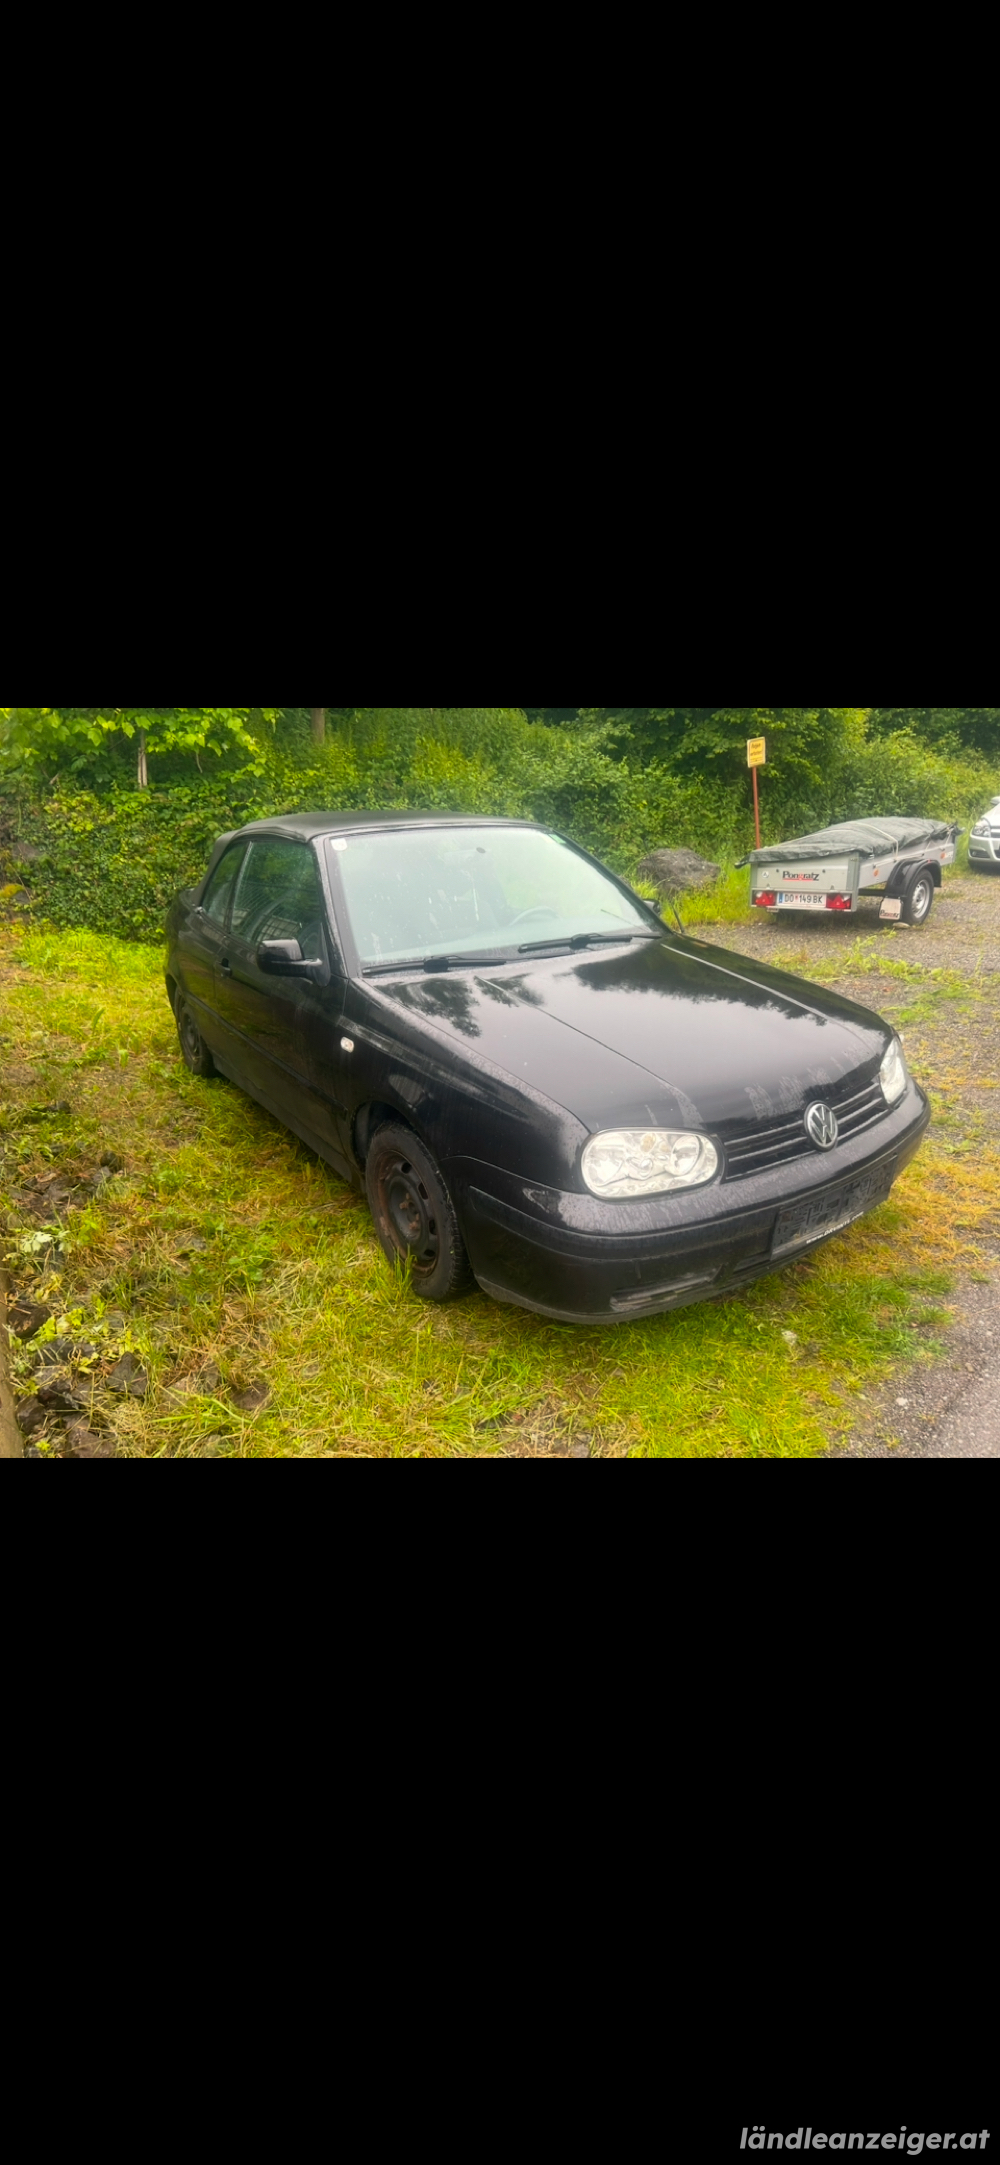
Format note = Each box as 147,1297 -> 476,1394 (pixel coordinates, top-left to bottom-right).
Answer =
220,956 -> 232,974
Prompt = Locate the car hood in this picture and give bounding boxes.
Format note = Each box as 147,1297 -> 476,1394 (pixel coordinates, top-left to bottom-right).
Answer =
370,933 -> 890,1135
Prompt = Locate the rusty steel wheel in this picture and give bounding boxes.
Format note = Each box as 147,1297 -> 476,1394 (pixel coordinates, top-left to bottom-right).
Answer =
365,1123 -> 472,1302
175,995 -> 216,1078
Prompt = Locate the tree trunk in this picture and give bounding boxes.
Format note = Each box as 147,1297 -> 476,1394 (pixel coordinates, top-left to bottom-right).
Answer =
310,708 -> 326,745
137,729 -> 148,788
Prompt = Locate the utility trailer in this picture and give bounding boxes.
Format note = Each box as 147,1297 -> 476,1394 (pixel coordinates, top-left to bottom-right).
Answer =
740,817 -> 961,928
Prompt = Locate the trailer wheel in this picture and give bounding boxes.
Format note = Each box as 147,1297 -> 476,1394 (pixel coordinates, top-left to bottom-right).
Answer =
901,871 -> 934,926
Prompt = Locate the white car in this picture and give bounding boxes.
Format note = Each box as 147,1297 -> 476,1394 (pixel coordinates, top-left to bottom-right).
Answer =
968,797 -> 1000,871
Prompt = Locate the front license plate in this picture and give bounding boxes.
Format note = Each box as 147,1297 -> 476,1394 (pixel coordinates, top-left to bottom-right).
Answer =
771,1161 -> 897,1257
777,891 -> 828,907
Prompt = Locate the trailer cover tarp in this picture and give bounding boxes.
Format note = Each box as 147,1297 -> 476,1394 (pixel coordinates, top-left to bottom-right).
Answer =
739,817 -> 956,868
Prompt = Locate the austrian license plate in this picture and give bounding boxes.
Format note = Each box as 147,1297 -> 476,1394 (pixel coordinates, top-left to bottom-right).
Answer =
771,1160 -> 897,1257
777,891 -> 828,907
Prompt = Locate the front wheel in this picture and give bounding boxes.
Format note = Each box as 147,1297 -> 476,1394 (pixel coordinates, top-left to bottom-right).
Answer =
901,872 -> 934,926
365,1123 -> 473,1301
175,994 -> 216,1077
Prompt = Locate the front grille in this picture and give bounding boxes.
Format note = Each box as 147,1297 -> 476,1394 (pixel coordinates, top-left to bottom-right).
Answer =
723,1079 -> 888,1180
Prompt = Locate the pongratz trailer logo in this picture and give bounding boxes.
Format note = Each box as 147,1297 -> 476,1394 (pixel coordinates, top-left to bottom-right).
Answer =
779,871 -> 821,882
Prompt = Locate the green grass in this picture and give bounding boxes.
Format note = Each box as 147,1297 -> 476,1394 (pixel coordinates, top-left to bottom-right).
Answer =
2,923 -> 997,1460
631,863 -> 758,930
675,862 -> 757,927
763,931 -> 989,1032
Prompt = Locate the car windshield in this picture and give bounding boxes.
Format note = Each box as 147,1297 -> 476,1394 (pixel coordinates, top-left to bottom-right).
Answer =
330,825 -> 652,966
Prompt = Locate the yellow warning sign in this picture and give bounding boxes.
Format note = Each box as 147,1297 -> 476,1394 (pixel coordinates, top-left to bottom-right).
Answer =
746,737 -> 766,767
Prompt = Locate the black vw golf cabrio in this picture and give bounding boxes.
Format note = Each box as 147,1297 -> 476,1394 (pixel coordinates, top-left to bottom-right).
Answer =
164,813 -> 930,1323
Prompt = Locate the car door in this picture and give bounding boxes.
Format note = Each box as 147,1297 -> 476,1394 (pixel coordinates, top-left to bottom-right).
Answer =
178,841 -> 248,1052
310,835 -> 459,1166
215,837 -> 354,1171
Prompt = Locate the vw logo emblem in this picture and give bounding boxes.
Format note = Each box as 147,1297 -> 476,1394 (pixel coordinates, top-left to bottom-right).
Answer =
805,1101 -> 839,1150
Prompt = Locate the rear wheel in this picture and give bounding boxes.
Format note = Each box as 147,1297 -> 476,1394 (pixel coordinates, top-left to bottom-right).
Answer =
175,994 -> 216,1077
901,872 -> 934,926
365,1123 -> 473,1301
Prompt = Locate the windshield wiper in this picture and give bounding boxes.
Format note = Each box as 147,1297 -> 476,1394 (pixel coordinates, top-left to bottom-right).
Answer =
363,950 -> 513,976
517,930 -> 662,954
361,929 -> 665,975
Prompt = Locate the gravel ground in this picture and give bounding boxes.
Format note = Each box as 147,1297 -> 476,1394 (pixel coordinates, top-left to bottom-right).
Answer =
691,869 -> 1000,1458
823,1280 -> 1000,1459
690,865 -> 1000,975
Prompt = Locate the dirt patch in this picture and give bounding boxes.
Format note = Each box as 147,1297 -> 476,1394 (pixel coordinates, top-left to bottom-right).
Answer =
472,1393 -> 627,1458
1,1274 -> 24,1458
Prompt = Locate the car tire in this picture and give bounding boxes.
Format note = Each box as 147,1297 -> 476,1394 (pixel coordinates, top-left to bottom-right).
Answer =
176,994 -> 216,1078
901,872 -> 934,926
365,1123 -> 473,1302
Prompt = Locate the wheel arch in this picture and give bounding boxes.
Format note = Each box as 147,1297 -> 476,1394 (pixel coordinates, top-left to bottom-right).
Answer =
884,857 -> 941,897
353,1099 -> 419,1167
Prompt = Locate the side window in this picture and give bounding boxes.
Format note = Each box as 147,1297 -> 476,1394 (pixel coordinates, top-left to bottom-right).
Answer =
201,844 -> 247,925
230,839 -> 327,958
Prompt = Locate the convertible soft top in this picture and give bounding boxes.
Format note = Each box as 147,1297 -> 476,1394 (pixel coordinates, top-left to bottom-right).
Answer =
738,816 -> 957,867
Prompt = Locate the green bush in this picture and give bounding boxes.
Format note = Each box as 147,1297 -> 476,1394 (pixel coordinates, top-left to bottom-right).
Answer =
1,706 -> 993,942
0,713 -> 743,939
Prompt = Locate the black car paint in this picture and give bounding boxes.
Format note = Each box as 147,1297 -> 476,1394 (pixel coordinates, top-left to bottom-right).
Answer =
165,812 -> 931,1323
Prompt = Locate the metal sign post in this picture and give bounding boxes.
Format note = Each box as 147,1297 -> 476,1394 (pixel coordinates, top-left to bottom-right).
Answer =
747,736 -> 766,849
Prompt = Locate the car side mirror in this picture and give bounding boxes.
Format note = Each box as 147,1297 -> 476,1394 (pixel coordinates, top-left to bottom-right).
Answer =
257,938 -> 323,979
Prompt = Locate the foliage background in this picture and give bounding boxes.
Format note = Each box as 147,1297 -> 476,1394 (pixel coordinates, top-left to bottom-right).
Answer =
1,706 -> 996,942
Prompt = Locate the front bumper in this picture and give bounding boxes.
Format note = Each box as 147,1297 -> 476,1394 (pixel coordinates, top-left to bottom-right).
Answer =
968,831 -> 1000,864
450,1083 -> 931,1323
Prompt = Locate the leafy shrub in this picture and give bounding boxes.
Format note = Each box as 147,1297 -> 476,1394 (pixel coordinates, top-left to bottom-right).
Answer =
1,707 -> 993,942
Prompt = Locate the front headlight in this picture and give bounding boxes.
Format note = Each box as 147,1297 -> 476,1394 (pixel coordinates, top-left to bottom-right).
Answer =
879,1038 -> 907,1105
581,1128 -> 719,1198
972,820 -> 989,836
